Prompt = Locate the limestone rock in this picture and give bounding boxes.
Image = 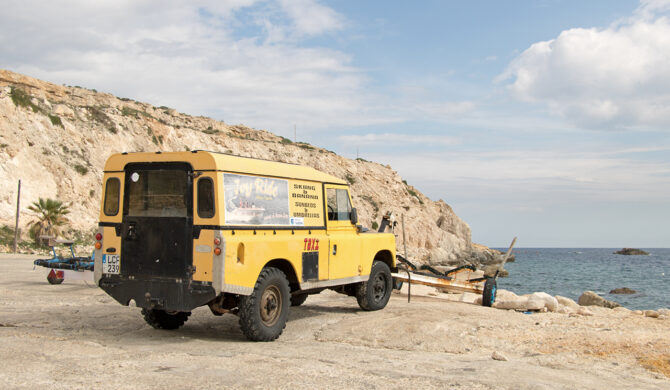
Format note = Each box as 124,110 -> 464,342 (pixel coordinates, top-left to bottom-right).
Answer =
613,248 -> 649,255
555,295 -> 580,309
609,287 -> 636,294
491,351 -> 508,361
0,69 -> 489,267
495,289 -> 519,302
492,291 -> 558,312
576,307 -> 594,316
644,310 -> 660,318
529,292 -> 558,312
578,291 -> 621,309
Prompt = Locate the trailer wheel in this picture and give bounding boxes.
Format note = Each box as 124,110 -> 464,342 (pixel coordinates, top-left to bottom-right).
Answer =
141,309 -> 191,330
238,267 -> 290,341
482,278 -> 497,307
290,293 -> 308,307
356,261 -> 392,311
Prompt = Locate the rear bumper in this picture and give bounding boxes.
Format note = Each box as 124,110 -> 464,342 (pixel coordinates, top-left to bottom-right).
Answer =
99,276 -> 216,312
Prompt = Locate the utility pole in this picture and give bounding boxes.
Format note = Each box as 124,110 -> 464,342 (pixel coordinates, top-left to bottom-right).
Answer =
13,180 -> 21,253
294,124 -> 296,143
356,147 -> 359,160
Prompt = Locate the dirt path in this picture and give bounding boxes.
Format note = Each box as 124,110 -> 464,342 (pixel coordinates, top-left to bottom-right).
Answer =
0,254 -> 668,389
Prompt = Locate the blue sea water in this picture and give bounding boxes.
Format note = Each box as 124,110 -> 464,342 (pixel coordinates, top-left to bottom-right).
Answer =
496,248 -> 670,311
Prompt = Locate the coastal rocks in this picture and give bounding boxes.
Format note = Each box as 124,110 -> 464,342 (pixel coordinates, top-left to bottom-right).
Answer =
483,264 -> 509,278
492,291 -> 558,312
609,287 -> 636,294
527,292 -> 558,312
555,295 -> 580,310
578,291 -> 621,309
614,248 -> 649,255
644,310 -> 660,318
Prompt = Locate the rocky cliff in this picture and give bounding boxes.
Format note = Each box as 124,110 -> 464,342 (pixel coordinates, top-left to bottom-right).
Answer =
0,69 -> 501,266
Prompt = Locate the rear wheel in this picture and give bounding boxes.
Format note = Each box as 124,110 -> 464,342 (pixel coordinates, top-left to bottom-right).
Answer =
141,309 -> 191,330
290,293 -> 308,307
239,267 -> 290,341
356,261 -> 392,311
482,278 -> 497,307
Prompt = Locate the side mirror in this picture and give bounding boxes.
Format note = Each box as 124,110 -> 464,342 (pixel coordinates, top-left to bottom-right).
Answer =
350,208 -> 358,225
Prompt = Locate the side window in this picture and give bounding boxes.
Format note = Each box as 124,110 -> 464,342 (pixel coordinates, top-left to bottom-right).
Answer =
326,188 -> 352,221
103,178 -> 120,216
197,177 -> 215,218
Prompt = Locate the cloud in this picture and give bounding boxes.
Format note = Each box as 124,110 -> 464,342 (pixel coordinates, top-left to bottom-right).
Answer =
0,1 -> 370,136
339,133 -> 460,146
277,0 -> 344,36
374,149 -> 670,203
499,0 -> 670,129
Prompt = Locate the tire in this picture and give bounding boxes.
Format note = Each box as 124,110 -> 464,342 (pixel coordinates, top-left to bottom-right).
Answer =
356,261 -> 392,311
141,308 -> 191,330
482,278 -> 497,307
47,275 -> 64,285
290,293 -> 308,307
238,267 -> 291,341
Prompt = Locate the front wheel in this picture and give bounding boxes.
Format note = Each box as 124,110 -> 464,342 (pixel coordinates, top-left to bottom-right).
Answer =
356,261 -> 392,311
141,309 -> 191,330
238,267 -> 291,341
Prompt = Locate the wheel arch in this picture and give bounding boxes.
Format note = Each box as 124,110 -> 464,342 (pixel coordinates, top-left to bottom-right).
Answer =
264,258 -> 300,292
373,249 -> 395,272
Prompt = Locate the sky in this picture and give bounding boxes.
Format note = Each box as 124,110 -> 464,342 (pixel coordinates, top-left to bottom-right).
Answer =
2,0 -> 669,247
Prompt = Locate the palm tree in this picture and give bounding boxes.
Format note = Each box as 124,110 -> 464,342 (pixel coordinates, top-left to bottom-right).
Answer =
28,198 -> 70,245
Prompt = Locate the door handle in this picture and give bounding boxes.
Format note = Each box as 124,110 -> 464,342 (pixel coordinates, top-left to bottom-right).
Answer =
125,222 -> 137,240
332,244 -> 337,255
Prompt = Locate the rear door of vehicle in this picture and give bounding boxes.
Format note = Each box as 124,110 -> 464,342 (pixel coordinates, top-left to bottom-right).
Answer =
121,162 -> 194,279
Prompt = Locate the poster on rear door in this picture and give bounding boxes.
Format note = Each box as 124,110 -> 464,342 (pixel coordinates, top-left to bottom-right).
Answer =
223,173 -> 290,225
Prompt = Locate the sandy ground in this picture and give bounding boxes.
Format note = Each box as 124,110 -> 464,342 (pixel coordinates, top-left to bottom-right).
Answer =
0,254 -> 668,390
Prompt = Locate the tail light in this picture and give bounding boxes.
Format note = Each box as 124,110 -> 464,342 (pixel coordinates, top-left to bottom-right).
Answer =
213,237 -> 221,255
95,232 -> 102,249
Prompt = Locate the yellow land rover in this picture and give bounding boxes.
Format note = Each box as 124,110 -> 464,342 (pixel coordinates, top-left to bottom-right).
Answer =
95,151 -> 396,341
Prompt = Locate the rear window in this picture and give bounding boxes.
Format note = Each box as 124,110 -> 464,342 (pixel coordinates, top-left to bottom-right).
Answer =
103,178 -> 120,216
197,177 -> 215,218
125,170 -> 190,217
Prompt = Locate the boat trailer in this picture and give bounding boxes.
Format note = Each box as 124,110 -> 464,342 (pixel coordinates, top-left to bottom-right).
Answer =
380,212 -> 516,307
391,255 -> 498,306
33,238 -> 94,284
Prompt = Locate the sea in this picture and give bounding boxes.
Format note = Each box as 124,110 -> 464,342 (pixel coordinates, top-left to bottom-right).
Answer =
496,248 -> 670,311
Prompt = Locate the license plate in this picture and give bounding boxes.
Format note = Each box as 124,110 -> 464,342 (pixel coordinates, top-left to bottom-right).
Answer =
102,254 -> 120,274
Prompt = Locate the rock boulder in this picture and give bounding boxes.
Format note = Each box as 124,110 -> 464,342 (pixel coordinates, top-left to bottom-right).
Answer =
578,291 -> 621,309
609,287 -> 636,294
614,248 -> 649,255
